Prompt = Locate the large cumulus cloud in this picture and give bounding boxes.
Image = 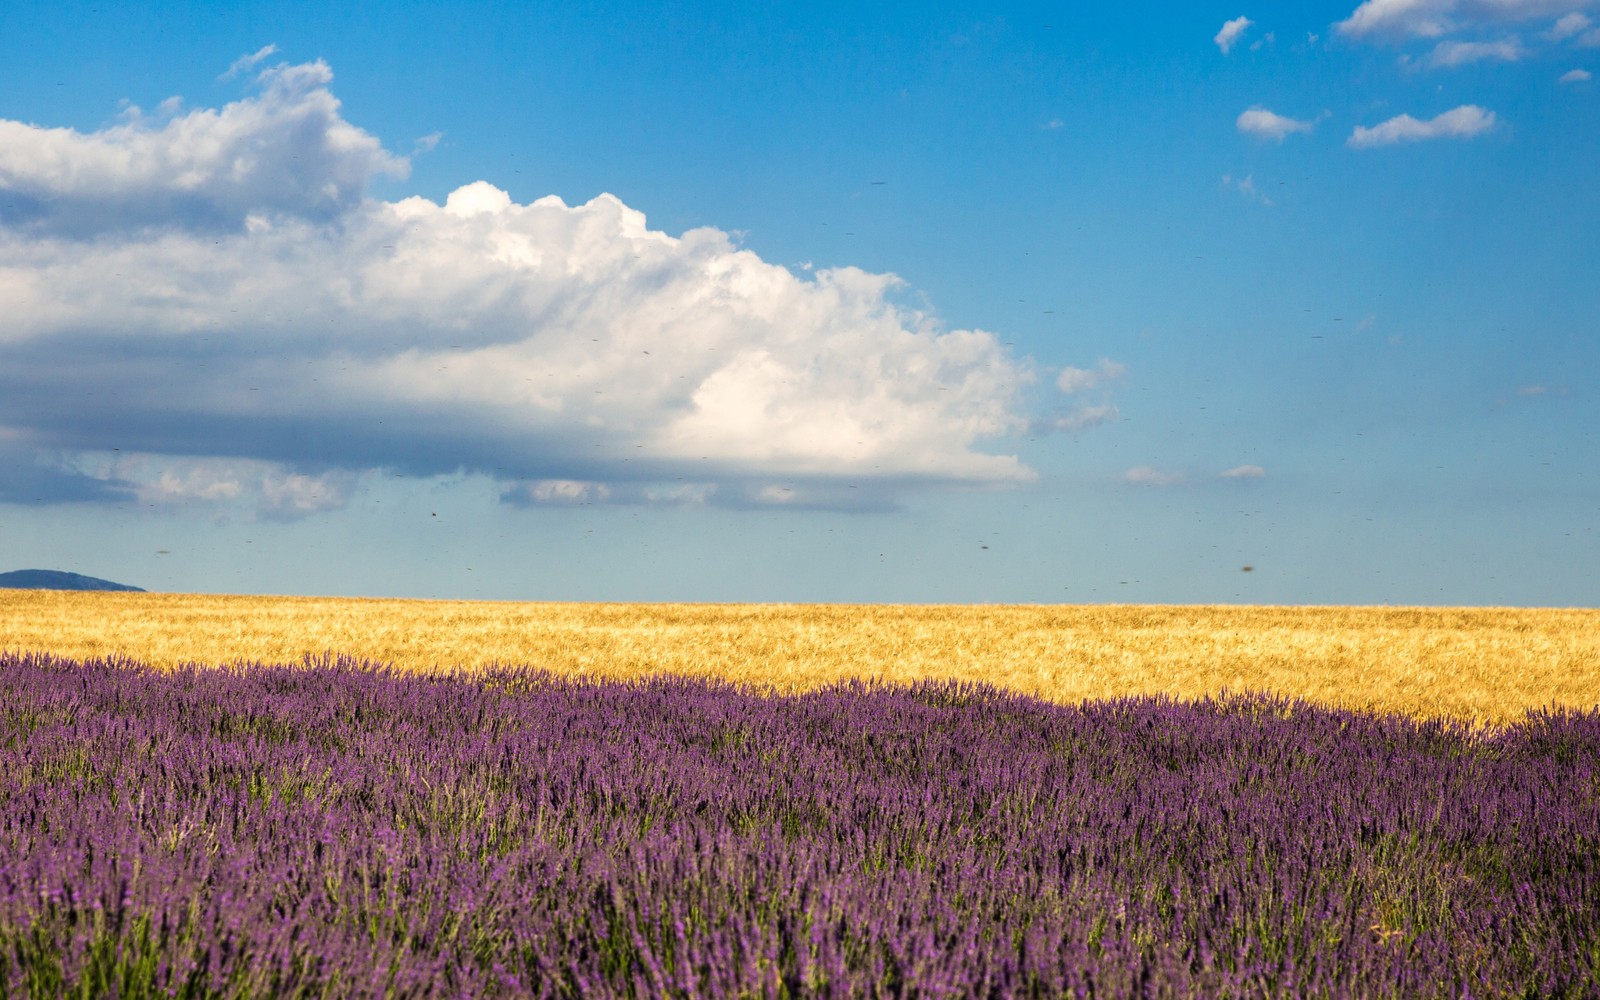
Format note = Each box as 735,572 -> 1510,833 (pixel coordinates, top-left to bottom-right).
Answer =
0,58 -> 1046,515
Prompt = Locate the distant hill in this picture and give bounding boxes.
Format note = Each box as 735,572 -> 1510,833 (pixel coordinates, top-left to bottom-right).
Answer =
0,569 -> 145,592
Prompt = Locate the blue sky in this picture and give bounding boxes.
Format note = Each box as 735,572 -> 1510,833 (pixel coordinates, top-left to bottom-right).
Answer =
1,0 -> 1596,604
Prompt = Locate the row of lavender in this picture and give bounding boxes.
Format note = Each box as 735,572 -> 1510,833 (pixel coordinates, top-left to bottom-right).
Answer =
0,650 -> 1595,998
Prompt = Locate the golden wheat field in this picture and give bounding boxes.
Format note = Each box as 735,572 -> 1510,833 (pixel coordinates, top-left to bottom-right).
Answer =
4,590 -> 1597,728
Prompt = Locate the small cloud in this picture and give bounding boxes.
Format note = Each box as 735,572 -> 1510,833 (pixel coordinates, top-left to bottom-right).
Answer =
1423,37 -> 1526,68
1249,31 -> 1277,51
1502,383 -> 1568,406
1038,360 -> 1123,435
1236,106 -> 1317,141
1056,358 -> 1126,394
1581,27 -> 1600,46
1223,173 -> 1273,205
641,482 -> 715,505
1560,68 -> 1593,82
1336,0 -> 1452,40
1218,464 -> 1267,479
1215,16 -> 1254,54
508,479 -> 613,506
1548,12 -> 1592,39
1307,31 -> 1321,45
149,468 -> 244,503
221,44 -> 279,80
1049,403 -> 1120,433
1348,104 -> 1497,147
413,131 -> 443,154
1124,465 -> 1186,487
1042,118 -> 1065,130
258,471 -> 352,521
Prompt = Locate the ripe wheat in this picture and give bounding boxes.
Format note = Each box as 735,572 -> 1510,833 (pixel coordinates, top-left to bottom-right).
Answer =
3,591 -> 1595,727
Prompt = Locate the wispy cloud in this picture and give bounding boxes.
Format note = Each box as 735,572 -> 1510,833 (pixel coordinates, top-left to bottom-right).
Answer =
1124,466 -> 1187,487
53,453 -> 356,522
1560,67 -> 1593,80
1048,404 -> 1120,433
1034,360 -> 1124,436
1423,36 -> 1527,66
220,44 -> 278,79
1348,104 -> 1497,146
1056,359 -> 1126,394
1218,464 -> 1267,479
504,479 -> 613,506
1222,173 -> 1273,205
0,57 -> 1046,516
1547,11 -> 1593,37
1236,106 -> 1318,141
1215,16 -> 1254,54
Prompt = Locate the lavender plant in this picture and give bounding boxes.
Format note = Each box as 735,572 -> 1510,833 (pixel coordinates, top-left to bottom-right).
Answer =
0,650 -> 1594,998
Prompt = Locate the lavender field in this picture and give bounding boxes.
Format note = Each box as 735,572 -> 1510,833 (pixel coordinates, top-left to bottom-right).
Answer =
1,651 -> 1595,998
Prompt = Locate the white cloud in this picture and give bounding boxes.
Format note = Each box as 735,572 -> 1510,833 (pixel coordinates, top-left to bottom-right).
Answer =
1034,360 -> 1124,436
1337,0 -> 1453,38
0,60 -> 1046,515
1215,16 -> 1254,53
1125,466 -> 1186,487
259,470 -> 354,520
1056,358 -> 1126,394
1236,106 -> 1317,141
1051,404 -> 1120,433
1348,104 -> 1497,146
149,467 -> 245,503
1581,26 -> 1600,43
64,452 -> 354,521
221,44 -> 278,79
0,60 -> 406,235
1222,173 -> 1274,204
1218,464 -> 1267,479
1546,11 -> 1593,35
641,482 -> 715,505
1030,360 -> 1125,436
1336,0 -> 1593,40
1560,67 -> 1594,79
516,479 -> 613,505
1424,36 -> 1527,66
